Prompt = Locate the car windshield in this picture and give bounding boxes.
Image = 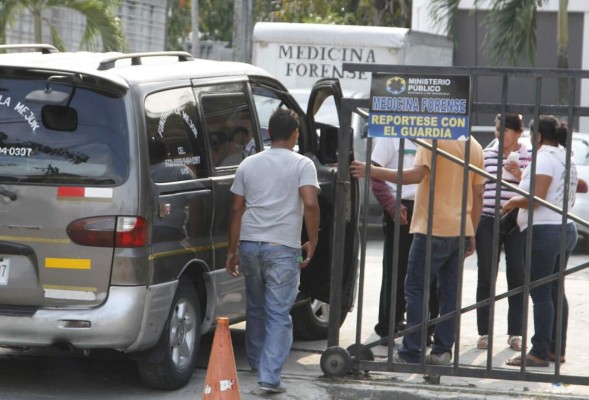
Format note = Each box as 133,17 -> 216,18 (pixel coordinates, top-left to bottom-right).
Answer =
0,75 -> 129,185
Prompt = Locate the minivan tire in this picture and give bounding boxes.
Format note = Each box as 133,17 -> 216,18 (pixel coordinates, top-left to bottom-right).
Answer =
291,298 -> 347,340
137,278 -> 201,390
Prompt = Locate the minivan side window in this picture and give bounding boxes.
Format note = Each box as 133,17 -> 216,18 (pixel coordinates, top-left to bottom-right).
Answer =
145,88 -> 204,182
196,83 -> 256,168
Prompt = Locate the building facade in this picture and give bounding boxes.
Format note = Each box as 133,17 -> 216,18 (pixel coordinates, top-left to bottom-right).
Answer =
412,0 -> 589,132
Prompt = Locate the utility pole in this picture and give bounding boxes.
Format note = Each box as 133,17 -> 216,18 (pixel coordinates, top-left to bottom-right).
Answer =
191,0 -> 199,57
233,0 -> 253,63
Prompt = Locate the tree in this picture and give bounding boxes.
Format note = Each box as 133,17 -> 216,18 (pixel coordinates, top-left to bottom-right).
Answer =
429,0 -> 570,104
254,0 -> 412,27
0,0 -> 125,51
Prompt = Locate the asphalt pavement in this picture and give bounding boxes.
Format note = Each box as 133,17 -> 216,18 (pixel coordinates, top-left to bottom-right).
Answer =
194,236 -> 589,400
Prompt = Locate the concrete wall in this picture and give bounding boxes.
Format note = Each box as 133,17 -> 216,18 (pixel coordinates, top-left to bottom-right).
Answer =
4,0 -> 166,53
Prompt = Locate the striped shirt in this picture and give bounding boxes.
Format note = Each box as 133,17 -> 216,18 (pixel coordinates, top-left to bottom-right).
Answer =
482,143 -> 532,217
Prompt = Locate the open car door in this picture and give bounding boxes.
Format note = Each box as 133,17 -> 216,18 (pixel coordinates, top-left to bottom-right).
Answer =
291,78 -> 360,340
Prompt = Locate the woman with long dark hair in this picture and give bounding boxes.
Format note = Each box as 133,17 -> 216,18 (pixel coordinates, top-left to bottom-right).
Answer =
502,115 -> 578,367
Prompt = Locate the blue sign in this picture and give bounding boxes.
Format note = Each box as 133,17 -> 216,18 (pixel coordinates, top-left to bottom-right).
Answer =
368,74 -> 471,140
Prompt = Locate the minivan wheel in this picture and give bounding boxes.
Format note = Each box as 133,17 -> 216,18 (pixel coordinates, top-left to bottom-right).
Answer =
137,278 -> 201,390
291,298 -> 347,340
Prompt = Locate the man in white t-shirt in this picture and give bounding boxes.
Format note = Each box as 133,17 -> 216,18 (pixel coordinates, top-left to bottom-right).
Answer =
225,109 -> 319,393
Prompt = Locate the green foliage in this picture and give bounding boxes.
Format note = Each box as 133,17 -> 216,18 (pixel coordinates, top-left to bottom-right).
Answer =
429,0 -> 551,67
254,0 -> 411,27
484,0 -> 546,66
165,0 -> 413,52
200,0 -> 234,42
0,0 -> 125,51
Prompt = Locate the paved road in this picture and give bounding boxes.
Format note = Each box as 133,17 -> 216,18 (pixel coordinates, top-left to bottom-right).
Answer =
1,238 -> 589,399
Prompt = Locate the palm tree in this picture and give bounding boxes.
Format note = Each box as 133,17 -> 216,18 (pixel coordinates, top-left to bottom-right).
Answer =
0,0 -> 125,52
429,0 -> 570,104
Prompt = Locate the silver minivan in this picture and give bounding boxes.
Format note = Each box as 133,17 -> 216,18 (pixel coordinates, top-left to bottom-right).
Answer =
0,45 -> 359,389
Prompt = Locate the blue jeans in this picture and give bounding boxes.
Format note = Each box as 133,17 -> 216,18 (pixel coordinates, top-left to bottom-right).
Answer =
239,241 -> 301,387
526,223 -> 577,361
398,234 -> 469,362
475,215 -> 524,336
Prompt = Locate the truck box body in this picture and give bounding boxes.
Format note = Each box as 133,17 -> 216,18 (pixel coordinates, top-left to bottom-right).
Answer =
252,22 -> 454,96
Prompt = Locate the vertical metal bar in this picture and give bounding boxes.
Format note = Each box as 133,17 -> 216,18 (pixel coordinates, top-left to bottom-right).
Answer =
453,73 -> 478,367
420,140 -> 437,362
553,76 -> 577,379
485,74 -> 510,370
520,75 -> 543,373
352,131 -> 372,359
328,100 -> 354,347
453,119 -> 471,368
387,138 -> 405,361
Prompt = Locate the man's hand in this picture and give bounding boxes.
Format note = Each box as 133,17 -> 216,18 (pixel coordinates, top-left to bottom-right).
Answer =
350,160 -> 367,178
300,241 -> 314,269
225,252 -> 240,277
465,236 -> 476,258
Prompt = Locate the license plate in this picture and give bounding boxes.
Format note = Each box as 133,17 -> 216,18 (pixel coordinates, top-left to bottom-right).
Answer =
0,258 -> 10,285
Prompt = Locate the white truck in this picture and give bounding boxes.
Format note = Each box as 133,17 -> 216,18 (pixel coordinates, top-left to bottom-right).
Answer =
252,22 -> 454,98
252,22 -> 454,223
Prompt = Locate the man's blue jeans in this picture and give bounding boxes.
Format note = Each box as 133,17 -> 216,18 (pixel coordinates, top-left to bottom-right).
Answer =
398,233 -> 469,363
238,241 -> 301,387
526,223 -> 577,361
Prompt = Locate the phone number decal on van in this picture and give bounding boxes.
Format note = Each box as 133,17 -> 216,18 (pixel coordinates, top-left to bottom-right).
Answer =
0,147 -> 32,156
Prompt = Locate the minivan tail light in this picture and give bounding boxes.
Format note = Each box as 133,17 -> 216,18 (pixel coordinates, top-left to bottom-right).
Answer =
67,216 -> 148,248
115,217 -> 148,247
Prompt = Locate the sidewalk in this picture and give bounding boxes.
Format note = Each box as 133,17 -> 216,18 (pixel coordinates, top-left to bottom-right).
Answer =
196,239 -> 589,399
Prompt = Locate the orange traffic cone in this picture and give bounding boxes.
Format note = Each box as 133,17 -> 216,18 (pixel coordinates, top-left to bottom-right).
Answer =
202,317 -> 241,399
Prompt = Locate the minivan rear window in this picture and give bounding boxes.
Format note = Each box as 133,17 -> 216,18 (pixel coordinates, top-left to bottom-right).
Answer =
0,77 -> 129,185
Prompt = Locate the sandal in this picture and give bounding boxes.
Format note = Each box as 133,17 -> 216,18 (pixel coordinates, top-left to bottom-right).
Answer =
477,335 -> 488,349
507,335 -> 522,351
505,354 -> 549,367
549,352 -> 566,363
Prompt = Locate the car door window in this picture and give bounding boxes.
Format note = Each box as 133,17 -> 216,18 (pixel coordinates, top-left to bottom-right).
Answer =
251,84 -> 306,153
144,87 -> 204,182
195,83 -> 256,169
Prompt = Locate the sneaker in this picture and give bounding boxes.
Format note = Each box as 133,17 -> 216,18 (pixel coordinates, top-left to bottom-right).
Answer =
425,351 -> 452,366
259,382 -> 286,393
392,352 -> 408,364
477,335 -> 489,349
507,335 -> 522,351
426,334 -> 434,346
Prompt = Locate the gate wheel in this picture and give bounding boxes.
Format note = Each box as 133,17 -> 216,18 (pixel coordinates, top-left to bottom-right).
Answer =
320,346 -> 352,377
346,343 -> 374,373
424,373 -> 441,384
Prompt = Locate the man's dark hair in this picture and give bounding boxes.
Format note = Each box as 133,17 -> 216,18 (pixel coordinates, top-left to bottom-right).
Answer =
268,108 -> 299,142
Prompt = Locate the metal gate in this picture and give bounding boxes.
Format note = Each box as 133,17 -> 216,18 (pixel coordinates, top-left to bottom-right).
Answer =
324,63 -> 589,385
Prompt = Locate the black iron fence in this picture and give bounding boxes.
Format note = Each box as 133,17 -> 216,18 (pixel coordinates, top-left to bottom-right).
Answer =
325,64 -> 589,385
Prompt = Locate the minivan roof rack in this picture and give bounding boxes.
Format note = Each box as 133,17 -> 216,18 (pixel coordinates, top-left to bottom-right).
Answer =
97,51 -> 195,71
0,44 -> 58,54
